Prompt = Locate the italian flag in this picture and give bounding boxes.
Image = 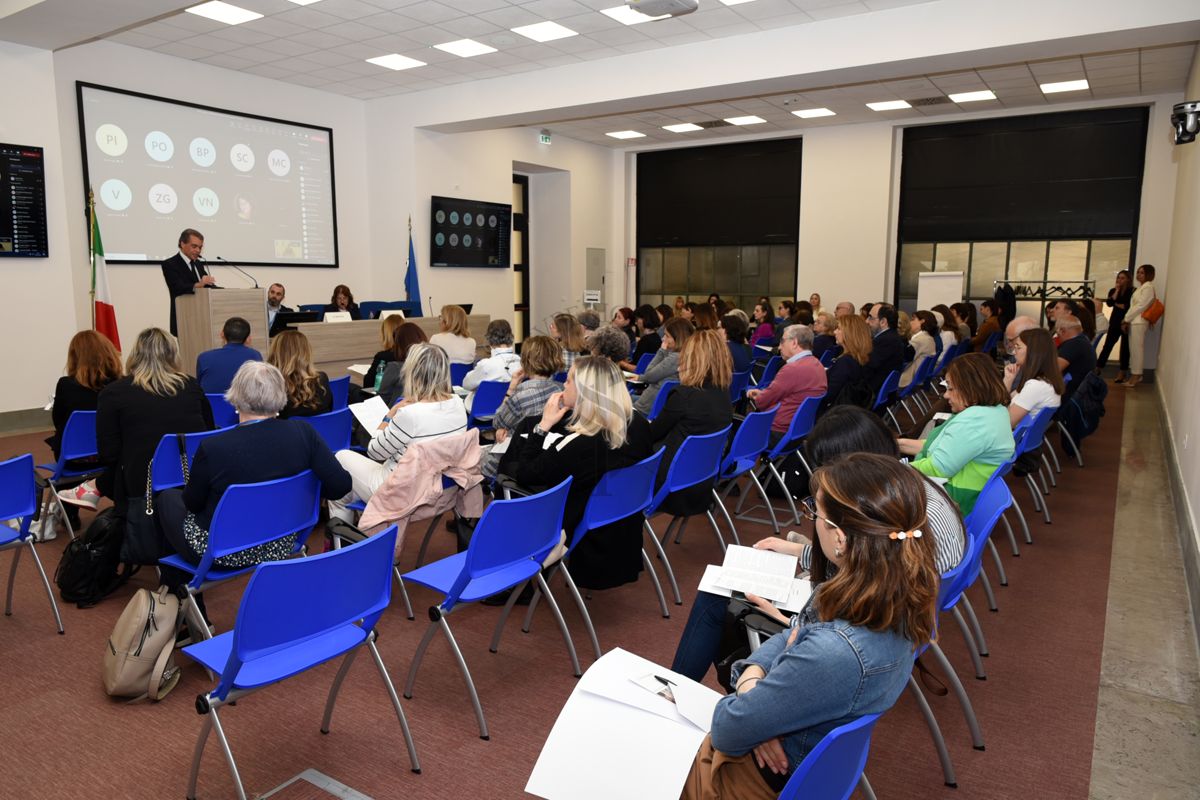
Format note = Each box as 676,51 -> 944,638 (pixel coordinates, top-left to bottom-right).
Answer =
91,208 -> 120,350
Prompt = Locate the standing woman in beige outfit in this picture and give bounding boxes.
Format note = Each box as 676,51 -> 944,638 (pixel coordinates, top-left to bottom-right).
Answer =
1122,264 -> 1157,389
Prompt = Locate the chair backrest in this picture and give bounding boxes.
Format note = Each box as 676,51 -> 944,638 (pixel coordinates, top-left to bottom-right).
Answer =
206,393 -> 239,428
358,301 -> 400,319
722,405 -> 778,475
297,303 -> 325,318
214,526 -> 398,701
552,371 -> 568,384
59,410 -> 100,464
299,408 -> 352,453
149,427 -> 231,491
204,470 -> 322,566
768,395 -> 824,459
819,349 -> 835,367
754,340 -> 778,363
647,380 -> 678,421
0,453 -> 36,529
470,380 -> 509,424
982,331 -> 1000,354
1014,405 -> 1058,456
871,370 -> 900,410
759,355 -> 784,387
648,426 -> 732,514
571,449 -> 665,549
450,362 -> 471,387
778,713 -> 881,800
953,470 -> 1014,593
634,352 -> 654,374
328,375 -> 350,409
937,521 -> 981,612
729,369 -> 752,403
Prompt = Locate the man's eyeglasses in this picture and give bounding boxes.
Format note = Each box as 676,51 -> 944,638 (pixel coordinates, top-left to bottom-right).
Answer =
799,496 -> 839,529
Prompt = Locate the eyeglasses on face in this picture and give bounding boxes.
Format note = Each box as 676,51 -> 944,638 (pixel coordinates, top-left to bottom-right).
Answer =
800,496 -> 839,529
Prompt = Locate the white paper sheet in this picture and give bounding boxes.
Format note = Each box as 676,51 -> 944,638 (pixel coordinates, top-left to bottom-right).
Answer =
697,565 -> 813,614
348,395 -> 388,432
346,363 -> 371,376
713,545 -> 799,603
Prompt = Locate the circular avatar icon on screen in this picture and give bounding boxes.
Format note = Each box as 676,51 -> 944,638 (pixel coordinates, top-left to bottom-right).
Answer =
189,137 -> 216,168
449,233 -> 460,246
463,234 -> 472,247
476,215 -> 484,227
230,144 -> 255,172
95,124 -> 128,157
144,131 -> 174,162
449,211 -> 460,225
435,232 -> 445,246
435,210 -> 446,224
488,214 -> 498,228
99,179 -> 132,211
148,183 -> 178,214
192,187 -> 220,217
463,213 -> 473,226
267,149 -> 291,177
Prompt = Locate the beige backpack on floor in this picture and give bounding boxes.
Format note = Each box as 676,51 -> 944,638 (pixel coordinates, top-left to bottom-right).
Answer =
102,585 -> 182,701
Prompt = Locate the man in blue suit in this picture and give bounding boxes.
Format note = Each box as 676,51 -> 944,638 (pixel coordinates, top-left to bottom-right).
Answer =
196,317 -> 262,393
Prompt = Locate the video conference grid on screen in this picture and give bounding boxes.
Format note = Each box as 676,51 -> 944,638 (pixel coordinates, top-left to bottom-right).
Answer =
0,143 -> 49,258
77,83 -> 337,267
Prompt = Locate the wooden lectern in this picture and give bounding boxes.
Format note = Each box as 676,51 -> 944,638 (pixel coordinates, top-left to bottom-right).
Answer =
175,288 -> 268,372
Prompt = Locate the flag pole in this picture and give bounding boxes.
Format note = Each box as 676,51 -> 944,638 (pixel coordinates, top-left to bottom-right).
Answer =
88,189 -> 96,330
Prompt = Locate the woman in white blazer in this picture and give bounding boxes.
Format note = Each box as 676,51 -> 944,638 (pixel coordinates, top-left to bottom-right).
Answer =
901,311 -> 939,388
1122,264 -> 1158,389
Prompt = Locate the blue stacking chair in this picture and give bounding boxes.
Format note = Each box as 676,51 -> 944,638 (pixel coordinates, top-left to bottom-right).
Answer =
1013,406 -> 1059,524
468,380 -> 508,431
729,369 -> 752,404
297,303 -> 325,320
161,471 -> 322,641
182,527 -> 419,800
0,454 -> 64,634
895,356 -> 933,424
981,330 -> 1000,355
778,713 -> 882,800
634,352 -> 654,374
298,408 -> 352,453
552,371 -> 568,384
714,405 -> 780,535
735,395 -> 823,528
756,355 -> 783,388
35,410 -> 103,540
522,450 -> 669,661
753,338 -> 778,364
149,428 -> 231,492
205,393 -> 238,428
818,348 -> 835,367
871,369 -> 902,431
646,380 -> 678,421
328,375 -> 350,409
450,362 -> 471,387
957,474 -> 1016,665
402,479 -> 578,740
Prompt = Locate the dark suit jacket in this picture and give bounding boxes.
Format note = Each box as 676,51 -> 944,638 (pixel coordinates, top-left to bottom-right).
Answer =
196,343 -> 262,393
863,328 -> 905,396
162,253 -> 210,335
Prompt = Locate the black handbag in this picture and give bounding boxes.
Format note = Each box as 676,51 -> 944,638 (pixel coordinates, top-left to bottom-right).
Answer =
120,434 -> 187,565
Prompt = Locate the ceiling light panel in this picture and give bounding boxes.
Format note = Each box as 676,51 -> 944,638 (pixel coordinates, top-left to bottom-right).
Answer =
434,39 -> 497,57
511,21 -> 578,42
948,89 -> 996,102
792,107 -> 836,118
600,6 -> 670,25
663,123 -> 703,132
286,0 -> 323,5
1040,79 -> 1089,93
606,130 -> 646,139
724,115 -> 766,125
866,100 -> 911,111
184,1 -> 263,25
366,53 -> 427,71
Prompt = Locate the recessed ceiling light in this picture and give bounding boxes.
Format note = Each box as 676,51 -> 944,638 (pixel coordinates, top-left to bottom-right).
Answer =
511,21 -> 578,42
1040,79 -> 1089,94
866,100 -> 912,111
725,115 -> 766,125
600,5 -> 669,25
663,123 -> 703,133
185,1 -> 263,25
434,38 -> 497,58
286,0 -> 323,5
366,53 -> 427,71
606,130 -> 646,140
792,107 -> 836,119
948,90 -> 997,103
718,0 -> 757,5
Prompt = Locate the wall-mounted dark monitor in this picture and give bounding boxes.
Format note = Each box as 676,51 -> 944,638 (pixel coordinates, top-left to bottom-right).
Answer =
430,195 -> 511,269
0,143 -> 49,258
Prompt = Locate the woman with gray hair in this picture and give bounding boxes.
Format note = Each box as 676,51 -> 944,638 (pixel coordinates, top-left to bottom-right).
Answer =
590,324 -> 633,365
462,319 -> 521,411
156,361 -> 352,635
330,343 -> 468,522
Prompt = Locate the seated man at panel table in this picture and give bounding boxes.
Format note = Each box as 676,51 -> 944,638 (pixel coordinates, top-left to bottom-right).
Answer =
266,282 -> 293,332
1055,314 -> 1096,401
196,316 -> 262,394
746,324 -> 827,438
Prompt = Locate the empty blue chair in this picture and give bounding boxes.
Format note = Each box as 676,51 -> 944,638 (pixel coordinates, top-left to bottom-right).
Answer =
402,478 -> 578,740
778,713 -> 881,800
634,352 -> 654,374
0,454 -> 63,634
871,370 -> 902,431
328,375 -> 350,409
714,405 -> 780,534
182,527 -> 419,800
35,410 -> 103,540
450,362 -> 471,387
736,395 -> 824,528
149,428 -> 232,492
757,355 -> 783,388
160,470 -> 322,640
729,369 -> 752,404
468,380 -> 509,431
205,393 -> 238,428
299,408 -> 352,453
646,380 -> 678,421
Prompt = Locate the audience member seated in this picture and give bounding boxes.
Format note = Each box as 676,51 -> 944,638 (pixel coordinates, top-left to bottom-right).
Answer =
500,356 -> 652,590
951,302 -> 977,344
324,284 -> 362,320
834,300 -> 856,318
377,322 -> 429,404
931,304 -> 960,352
670,406 -> 964,683
619,305 -> 663,372
633,318 -> 693,417
490,335 -> 564,450
577,309 -> 601,332
196,316 -> 261,393
552,312 -> 587,371
655,304 -> 674,334
1056,314 -> 1097,399
749,302 -> 775,346
820,314 -> 872,414
1004,315 -> 1039,360
612,307 -> 636,343
898,352 -> 1014,514
809,292 -> 825,317
745,324 -> 827,437
330,344 -> 467,523
721,314 -> 753,374
690,303 -> 718,331
463,319 -> 521,411
900,310 -> 938,388
678,454 -> 939,798
362,314 -> 406,390
775,300 -> 796,324
430,304 -> 477,365
674,296 -> 687,316
1004,328 -> 1064,427
267,330 -> 332,419
811,312 -> 838,361
774,302 -> 813,341
971,299 -> 1002,351
590,325 -> 633,365
864,302 -> 906,396
156,362 -> 351,634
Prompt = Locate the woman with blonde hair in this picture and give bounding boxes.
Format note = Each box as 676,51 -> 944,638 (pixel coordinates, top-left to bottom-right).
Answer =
820,314 -> 873,414
430,304 -> 477,365
267,330 -> 331,419
553,312 -> 586,372
362,314 -> 407,390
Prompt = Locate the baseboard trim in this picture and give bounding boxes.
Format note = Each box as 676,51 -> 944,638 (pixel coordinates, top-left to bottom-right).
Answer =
1156,386 -> 1200,655
0,408 -> 51,436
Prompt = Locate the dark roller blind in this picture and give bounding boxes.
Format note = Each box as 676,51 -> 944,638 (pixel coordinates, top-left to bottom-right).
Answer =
637,138 -> 802,247
899,107 -> 1149,241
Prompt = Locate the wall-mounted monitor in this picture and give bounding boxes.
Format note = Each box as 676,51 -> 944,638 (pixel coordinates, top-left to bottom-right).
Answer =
0,143 -> 49,258
76,82 -> 338,267
430,195 -> 511,269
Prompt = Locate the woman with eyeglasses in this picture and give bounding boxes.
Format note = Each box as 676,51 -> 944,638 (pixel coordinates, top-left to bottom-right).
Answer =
679,453 -> 940,798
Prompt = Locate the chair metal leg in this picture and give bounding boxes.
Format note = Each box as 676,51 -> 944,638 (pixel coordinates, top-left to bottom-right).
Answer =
186,713 -> 214,800
560,564 -> 602,660
733,467 -> 765,514
961,595 -> 989,657
490,579 -> 531,652
1036,465 -> 1051,496
1045,436 -> 1063,473
184,590 -> 213,641
1001,512 -> 1020,556
208,706 -> 248,800
366,638 -> 422,773
1026,475 -> 1051,523
858,773 -> 878,800
643,519 -> 682,604
26,542 -> 64,634
706,510 -> 729,552
1056,421 -> 1084,467
907,674 -> 958,787
747,471 -> 779,534
713,490 -> 747,545
1042,453 -> 1058,486
4,543 -> 20,616
393,568 -> 415,620
986,538 -> 1008,587
951,606 -> 986,680
979,564 -> 998,612
641,548 -> 670,618
665,515 -> 683,545
320,649 -> 362,733
1010,498 -> 1034,544
765,460 -> 801,525
414,512 -> 444,568
929,640 -> 986,750
534,572 -> 582,678
404,609 -> 489,739
885,406 -> 902,432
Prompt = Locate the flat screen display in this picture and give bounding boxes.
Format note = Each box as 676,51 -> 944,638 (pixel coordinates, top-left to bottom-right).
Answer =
76,82 -> 338,267
430,195 -> 511,269
0,143 -> 49,258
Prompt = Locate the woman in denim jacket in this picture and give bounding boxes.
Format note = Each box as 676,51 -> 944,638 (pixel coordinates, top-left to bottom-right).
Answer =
680,454 -> 940,798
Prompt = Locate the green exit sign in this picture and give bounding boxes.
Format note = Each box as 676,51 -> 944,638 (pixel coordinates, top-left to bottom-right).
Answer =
538,131 -> 552,145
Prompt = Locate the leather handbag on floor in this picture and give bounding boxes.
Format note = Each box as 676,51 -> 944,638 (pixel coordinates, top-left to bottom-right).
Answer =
102,585 -> 182,702
121,434 -> 188,565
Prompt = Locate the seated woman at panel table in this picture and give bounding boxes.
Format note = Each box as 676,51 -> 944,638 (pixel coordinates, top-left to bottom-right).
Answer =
898,352 -> 1014,516
267,330 -> 332,419
157,362 -> 351,634
633,317 -> 693,418
324,284 -> 362,320
329,343 -> 467,524
678,454 -> 939,798
377,322 -> 429,405
670,405 -> 965,684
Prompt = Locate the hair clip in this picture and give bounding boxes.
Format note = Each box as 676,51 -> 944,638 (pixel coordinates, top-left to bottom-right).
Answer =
889,529 -> 924,540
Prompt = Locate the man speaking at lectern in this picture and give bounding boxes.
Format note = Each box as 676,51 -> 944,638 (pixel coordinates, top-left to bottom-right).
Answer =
162,228 -> 216,335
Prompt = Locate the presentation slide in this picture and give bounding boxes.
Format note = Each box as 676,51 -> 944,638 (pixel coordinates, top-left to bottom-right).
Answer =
77,82 -> 338,268
0,143 -> 49,258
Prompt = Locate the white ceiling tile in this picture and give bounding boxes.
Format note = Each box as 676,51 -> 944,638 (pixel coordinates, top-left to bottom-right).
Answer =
801,2 -> 869,21
587,26 -> 651,47
401,24 -> 465,45
1140,44 -> 1196,63
315,65 -> 368,81
635,17 -> 700,39
537,53 -> 584,67
243,16 -> 311,38
734,0 -> 807,21
1083,65 -> 1140,78
353,11 -> 425,33
225,46 -> 286,64
244,63 -> 296,79
255,37 -> 315,56
1083,53 -> 1139,69
108,30 -> 169,48
302,49 -> 358,66
681,6 -> 743,30
152,42 -> 216,60
287,29 -> 355,48
199,52 -> 259,70
752,12 -> 815,30
239,0 -> 296,13
691,20 -> 759,36
476,5 -> 548,28
285,72 -> 336,87
518,0 -> 594,18
267,55 -> 329,73
322,19 -> 392,39
929,72 -> 982,88
312,0 -> 387,20
882,77 -> 939,96
433,15 -> 504,37
552,11 -> 618,34
156,12 -> 223,34
612,39 -> 661,54
125,21 -> 192,41
276,7 -> 346,28
176,34 -> 245,53
653,30 -> 712,47
978,65 -> 1032,80
208,25 -> 278,46
399,1 -> 465,24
